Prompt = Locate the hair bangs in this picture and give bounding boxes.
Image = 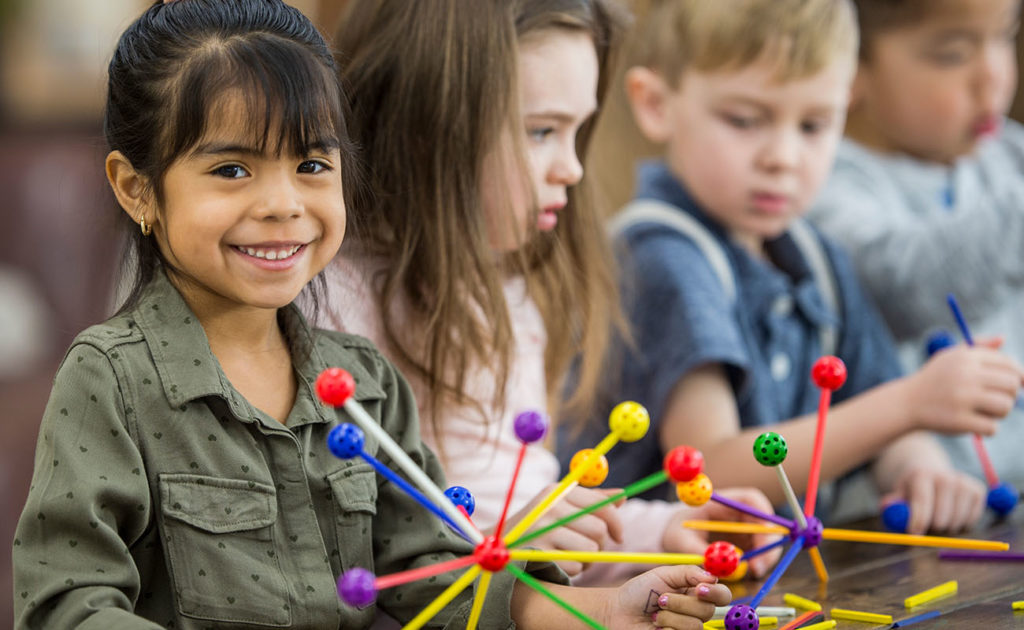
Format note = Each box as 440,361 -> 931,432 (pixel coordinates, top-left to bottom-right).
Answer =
166,34 -> 344,166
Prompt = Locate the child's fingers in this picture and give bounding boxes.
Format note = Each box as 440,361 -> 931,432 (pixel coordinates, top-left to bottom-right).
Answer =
652,592 -> 716,622
930,479 -> 955,532
905,474 -> 935,535
949,474 -> 986,532
552,559 -> 584,577
564,488 -> 624,543
649,610 -> 705,630
563,512 -> 617,547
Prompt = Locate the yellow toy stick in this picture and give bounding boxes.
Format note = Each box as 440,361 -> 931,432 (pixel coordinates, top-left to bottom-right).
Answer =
1012,601 -> 1024,611
807,548 -> 829,583
904,580 -> 957,609
465,570 -> 492,630
684,520 -> 789,535
508,549 -> 704,565
402,566 -> 481,630
830,608 -> 893,624
823,528 -> 1008,550
705,617 -> 778,629
503,433 -> 619,544
783,593 -> 822,611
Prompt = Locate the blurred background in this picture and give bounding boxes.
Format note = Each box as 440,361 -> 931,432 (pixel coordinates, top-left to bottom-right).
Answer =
0,1 -> 1023,627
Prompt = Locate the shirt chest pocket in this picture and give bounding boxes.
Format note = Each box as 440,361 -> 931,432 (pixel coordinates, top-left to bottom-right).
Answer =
326,465 -> 377,574
159,473 -> 290,627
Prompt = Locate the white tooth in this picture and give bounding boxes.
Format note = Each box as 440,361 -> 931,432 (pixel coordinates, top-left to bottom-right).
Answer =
245,247 -> 256,256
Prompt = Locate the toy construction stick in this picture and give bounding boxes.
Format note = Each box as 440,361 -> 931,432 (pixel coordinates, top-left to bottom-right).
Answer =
465,570 -> 493,630
822,528 -> 1008,550
512,470 -> 667,548
505,565 -> 603,630
402,566 -> 481,630
375,555 -> 479,591
508,549 -> 704,565
829,608 -> 892,624
904,580 -> 957,609
684,520 -> 789,535
316,369 -> 483,544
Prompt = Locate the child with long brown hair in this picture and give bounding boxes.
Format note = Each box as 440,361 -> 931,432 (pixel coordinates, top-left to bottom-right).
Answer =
326,0 -> 780,585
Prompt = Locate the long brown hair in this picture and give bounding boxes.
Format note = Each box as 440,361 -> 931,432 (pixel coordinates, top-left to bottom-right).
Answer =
334,0 -> 628,449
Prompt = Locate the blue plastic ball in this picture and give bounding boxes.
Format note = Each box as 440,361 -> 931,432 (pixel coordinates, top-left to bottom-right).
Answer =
327,423 -> 365,459
444,485 -> 476,516
882,501 -> 910,533
987,483 -> 1019,516
925,329 -> 956,357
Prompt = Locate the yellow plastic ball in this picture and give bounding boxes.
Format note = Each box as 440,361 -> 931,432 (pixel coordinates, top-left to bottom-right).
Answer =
675,473 -> 713,506
723,559 -> 749,582
570,449 -> 609,487
607,401 -> 650,442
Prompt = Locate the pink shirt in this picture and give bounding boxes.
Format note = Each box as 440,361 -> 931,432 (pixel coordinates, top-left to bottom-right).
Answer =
323,255 -> 680,584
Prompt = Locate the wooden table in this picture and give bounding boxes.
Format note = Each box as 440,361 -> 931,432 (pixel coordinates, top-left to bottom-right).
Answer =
726,508 -> 1024,628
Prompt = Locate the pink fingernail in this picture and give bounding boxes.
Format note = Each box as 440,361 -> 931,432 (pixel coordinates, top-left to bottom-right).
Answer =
697,584 -> 710,597
658,593 -> 669,608
651,612 -> 658,622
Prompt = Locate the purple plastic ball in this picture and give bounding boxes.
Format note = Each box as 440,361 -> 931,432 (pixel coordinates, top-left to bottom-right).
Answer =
723,604 -> 759,630
327,423 -> 365,459
444,485 -> 476,516
338,567 -> 376,607
987,483 -> 1019,516
514,410 -> 548,444
802,516 -> 824,547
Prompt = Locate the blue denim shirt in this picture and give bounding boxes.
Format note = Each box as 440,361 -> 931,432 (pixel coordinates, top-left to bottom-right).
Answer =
559,162 -> 901,508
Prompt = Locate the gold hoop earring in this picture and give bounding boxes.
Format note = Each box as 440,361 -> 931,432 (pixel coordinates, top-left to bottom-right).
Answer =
139,216 -> 152,236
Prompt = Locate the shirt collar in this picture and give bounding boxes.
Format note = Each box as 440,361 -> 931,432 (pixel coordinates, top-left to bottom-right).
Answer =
131,268 -> 384,421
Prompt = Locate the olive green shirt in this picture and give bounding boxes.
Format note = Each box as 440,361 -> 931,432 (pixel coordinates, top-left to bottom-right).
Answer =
14,270 -> 563,629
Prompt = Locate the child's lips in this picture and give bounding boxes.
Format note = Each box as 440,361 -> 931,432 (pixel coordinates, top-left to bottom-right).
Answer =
973,115 -> 1001,138
751,192 -> 790,215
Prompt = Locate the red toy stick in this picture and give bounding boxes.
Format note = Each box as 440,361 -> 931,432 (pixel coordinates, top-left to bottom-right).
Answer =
805,356 -> 846,517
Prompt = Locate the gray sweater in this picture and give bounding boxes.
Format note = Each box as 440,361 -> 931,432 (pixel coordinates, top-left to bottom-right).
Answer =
810,123 -> 1024,487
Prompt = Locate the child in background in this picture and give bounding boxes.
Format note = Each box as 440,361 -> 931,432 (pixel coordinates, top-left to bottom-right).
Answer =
12,1 -> 731,627
560,0 -> 1024,535
326,0 -> 781,585
809,0 -> 1024,490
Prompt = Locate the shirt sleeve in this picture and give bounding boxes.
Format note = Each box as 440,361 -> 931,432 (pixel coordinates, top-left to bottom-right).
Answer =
809,145 -> 1024,340
619,226 -> 751,425
366,351 -> 567,629
13,343 -> 161,630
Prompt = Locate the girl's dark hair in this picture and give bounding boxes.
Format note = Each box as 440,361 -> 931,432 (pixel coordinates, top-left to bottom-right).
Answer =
106,0 -> 360,314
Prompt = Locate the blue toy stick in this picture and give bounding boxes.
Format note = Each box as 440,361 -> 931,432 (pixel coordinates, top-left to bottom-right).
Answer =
740,537 -> 788,562
359,450 -> 468,538
749,537 -> 805,609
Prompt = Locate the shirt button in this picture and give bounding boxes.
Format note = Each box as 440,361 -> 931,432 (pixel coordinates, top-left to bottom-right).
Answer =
772,295 -> 794,317
770,353 -> 791,382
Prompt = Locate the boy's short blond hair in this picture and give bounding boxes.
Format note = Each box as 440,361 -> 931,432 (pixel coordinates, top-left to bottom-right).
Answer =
631,0 -> 859,86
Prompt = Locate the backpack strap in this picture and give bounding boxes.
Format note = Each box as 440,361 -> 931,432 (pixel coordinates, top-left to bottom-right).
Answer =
787,219 -> 840,357
609,199 -> 737,301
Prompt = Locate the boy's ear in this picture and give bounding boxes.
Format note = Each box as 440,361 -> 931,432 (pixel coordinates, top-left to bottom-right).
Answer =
624,66 -> 674,144
106,150 -> 156,229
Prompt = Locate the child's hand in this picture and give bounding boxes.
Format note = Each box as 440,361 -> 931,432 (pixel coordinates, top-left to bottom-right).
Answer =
505,484 -> 624,576
881,464 -> 986,535
607,565 -> 730,629
907,342 -> 1024,435
661,487 -> 782,578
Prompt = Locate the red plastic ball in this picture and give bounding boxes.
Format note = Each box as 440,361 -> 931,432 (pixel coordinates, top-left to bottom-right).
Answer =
704,541 -> 741,578
316,368 -> 356,406
664,446 -> 704,483
474,536 -> 510,572
811,356 -> 847,391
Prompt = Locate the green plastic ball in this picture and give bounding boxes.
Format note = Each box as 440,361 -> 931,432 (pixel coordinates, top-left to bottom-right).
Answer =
753,431 -> 788,466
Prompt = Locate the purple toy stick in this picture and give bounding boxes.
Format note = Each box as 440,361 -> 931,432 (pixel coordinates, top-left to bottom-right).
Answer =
711,492 -> 797,530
